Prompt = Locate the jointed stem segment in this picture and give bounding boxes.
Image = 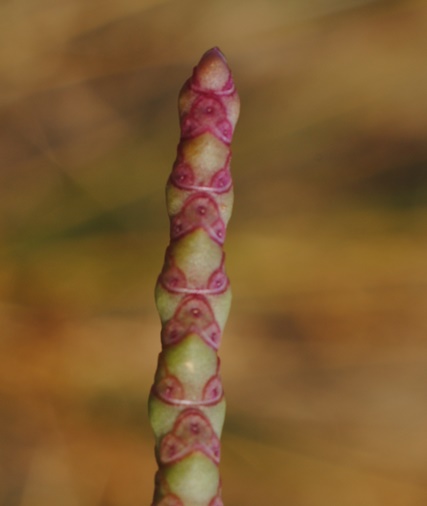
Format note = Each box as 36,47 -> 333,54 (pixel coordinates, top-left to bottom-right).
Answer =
149,48 -> 240,506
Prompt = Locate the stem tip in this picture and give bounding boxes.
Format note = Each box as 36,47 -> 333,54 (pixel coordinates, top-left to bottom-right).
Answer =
192,47 -> 233,93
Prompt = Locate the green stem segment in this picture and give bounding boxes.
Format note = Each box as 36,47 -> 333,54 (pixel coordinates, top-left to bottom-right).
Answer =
149,48 -> 240,506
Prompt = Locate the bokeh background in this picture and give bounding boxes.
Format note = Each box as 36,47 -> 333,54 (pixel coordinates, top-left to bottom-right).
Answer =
1,0 -> 427,505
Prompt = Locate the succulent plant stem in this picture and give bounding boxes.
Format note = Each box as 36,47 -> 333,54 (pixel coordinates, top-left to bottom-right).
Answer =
149,47 -> 240,506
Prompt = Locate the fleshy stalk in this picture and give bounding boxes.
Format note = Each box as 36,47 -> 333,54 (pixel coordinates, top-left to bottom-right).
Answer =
149,48 -> 240,506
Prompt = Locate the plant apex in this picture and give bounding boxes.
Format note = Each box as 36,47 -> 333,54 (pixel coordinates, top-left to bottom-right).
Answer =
191,47 -> 234,93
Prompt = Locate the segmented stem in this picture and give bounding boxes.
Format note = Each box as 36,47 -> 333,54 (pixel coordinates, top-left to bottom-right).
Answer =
149,48 -> 240,506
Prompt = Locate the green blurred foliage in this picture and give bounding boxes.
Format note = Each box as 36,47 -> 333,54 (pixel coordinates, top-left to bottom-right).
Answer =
1,0 -> 427,505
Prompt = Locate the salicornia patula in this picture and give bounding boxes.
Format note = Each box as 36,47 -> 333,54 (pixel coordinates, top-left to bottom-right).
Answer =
148,48 -> 240,506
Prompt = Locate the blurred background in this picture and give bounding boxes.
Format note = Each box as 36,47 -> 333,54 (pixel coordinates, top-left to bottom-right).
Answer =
1,0 -> 427,504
